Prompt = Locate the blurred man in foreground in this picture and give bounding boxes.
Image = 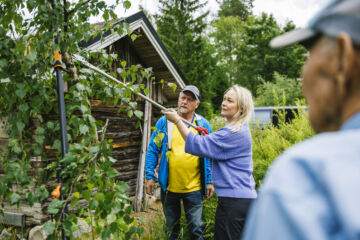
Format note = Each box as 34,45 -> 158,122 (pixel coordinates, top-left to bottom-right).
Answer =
243,0 -> 360,239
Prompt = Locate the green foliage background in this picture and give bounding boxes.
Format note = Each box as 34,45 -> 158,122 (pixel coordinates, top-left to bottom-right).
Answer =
255,72 -> 304,106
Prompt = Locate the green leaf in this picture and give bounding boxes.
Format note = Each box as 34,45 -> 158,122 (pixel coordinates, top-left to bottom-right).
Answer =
36,186 -> 49,202
127,110 -> 133,118
87,183 -> 94,191
123,1 -> 131,9
0,59 -> 7,68
90,145 -> 99,153
24,51 -> 37,64
134,110 -> 143,119
73,192 -> 80,199
19,103 -> 29,112
167,82 -> 177,93
94,192 -> 105,202
154,133 -> 165,148
35,135 -> 45,145
37,127 -> 45,135
79,124 -> 89,135
129,102 -> 137,109
15,88 -> 26,99
121,61 -> 127,68
110,10 -> 117,20
10,192 -> 21,205
116,181 -> 129,192
26,192 -> 36,207
102,228 -> 111,239
144,88 -> 149,95
42,221 -> 55,234
89,199 -> 98,210
82,189 -> 92,201
80,105 -> 88,114
131,33 -> 138,42
52,139 -> 61,151
16,122 -> 25,131
105,168 -> 119,178
76,83 -> 85,91
48,199 -> 64,214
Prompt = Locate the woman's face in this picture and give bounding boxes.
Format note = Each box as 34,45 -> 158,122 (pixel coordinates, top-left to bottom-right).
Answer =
221,89 -> 239,122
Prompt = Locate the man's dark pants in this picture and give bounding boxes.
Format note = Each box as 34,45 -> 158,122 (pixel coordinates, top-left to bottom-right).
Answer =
161,190 -> 204,240
214,197 -> 253,240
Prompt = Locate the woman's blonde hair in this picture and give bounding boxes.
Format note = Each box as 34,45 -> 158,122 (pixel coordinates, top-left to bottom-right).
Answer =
225,85 -> 254,132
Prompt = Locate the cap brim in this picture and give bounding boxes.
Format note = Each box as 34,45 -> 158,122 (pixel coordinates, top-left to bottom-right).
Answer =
182,90 -> 200,101
270,28 -> 317,48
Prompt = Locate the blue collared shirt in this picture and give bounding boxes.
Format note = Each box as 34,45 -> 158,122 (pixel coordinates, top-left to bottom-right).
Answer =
243,112 -> 360,240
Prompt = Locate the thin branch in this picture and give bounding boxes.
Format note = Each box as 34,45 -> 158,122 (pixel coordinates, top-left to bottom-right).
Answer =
63,0 -> 68,33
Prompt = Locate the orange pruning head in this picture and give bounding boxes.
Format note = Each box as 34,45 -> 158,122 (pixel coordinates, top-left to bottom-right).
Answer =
51,183 -> 62,199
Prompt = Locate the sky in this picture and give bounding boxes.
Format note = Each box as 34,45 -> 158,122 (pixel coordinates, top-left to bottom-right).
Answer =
94,0 -> 331,28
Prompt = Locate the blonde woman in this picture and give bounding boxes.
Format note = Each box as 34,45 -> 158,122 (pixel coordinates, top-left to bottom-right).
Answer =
163,85 -> 257,240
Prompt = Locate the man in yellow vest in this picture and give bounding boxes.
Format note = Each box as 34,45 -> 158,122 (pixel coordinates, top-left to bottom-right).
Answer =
145,85 -> 214,240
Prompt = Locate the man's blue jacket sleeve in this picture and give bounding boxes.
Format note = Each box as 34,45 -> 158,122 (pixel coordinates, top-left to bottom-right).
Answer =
145,118 -> 166,180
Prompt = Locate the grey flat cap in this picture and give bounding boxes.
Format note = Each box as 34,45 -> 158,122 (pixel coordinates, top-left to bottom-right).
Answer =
181,85 -> 200,101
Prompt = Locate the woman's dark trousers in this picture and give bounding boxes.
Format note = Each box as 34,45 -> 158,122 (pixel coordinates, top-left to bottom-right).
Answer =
214,197 -> 253,240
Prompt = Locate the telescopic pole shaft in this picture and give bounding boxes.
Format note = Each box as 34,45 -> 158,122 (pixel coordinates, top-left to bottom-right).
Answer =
73,54 -> 167,111
51,1 -> 69,239
73,54 -> 199,129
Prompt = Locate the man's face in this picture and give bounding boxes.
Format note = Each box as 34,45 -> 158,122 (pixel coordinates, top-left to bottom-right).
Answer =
302,37 -> 343,133
177,91 -> 199,115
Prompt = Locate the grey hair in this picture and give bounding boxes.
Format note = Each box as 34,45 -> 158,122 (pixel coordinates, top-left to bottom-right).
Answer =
226,85 -> 254,132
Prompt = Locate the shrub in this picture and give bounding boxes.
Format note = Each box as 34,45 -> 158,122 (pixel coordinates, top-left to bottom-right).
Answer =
252,107 -> 314,186
255,72 -> 304,107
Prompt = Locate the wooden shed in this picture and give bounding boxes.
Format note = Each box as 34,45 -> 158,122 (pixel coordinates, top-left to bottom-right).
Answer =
80,11 -> 187,211
0,10 -> 187,227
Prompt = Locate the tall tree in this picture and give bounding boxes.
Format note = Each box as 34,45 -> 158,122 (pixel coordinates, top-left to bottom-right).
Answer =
217,0 -> 254,20
155,0 -> 216,115
236,14 -> 307,94
211,16 -> 244,85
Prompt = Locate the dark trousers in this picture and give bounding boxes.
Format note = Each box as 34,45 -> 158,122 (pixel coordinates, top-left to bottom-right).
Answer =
214,197 -> 253,240
161,190 -> 204,240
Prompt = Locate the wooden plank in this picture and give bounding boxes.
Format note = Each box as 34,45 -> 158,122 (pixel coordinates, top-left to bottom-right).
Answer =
134,78 -> 152,212
112,141 -> 141,149
0,212 -> 25,227
1,202 -> 46,225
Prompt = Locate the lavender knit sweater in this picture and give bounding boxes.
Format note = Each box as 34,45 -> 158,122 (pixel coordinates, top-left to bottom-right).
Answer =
185,124 -> 257,198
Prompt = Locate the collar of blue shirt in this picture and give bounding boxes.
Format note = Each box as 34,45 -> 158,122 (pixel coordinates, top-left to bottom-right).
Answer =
340,111 -> 360,131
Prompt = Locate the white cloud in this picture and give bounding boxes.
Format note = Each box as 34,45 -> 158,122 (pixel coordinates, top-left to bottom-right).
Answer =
96,0 -> 331,28
253,0 -> 331,27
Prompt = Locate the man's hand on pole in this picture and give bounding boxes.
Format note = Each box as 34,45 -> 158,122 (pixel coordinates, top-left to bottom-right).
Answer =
206,184 -> 215,199
146,179 -> 155,195
162,109 -> 180,123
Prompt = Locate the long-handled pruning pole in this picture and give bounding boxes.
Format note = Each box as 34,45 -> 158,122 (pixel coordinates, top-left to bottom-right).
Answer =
50,1 -> 70,240
73,54 -> 209,135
